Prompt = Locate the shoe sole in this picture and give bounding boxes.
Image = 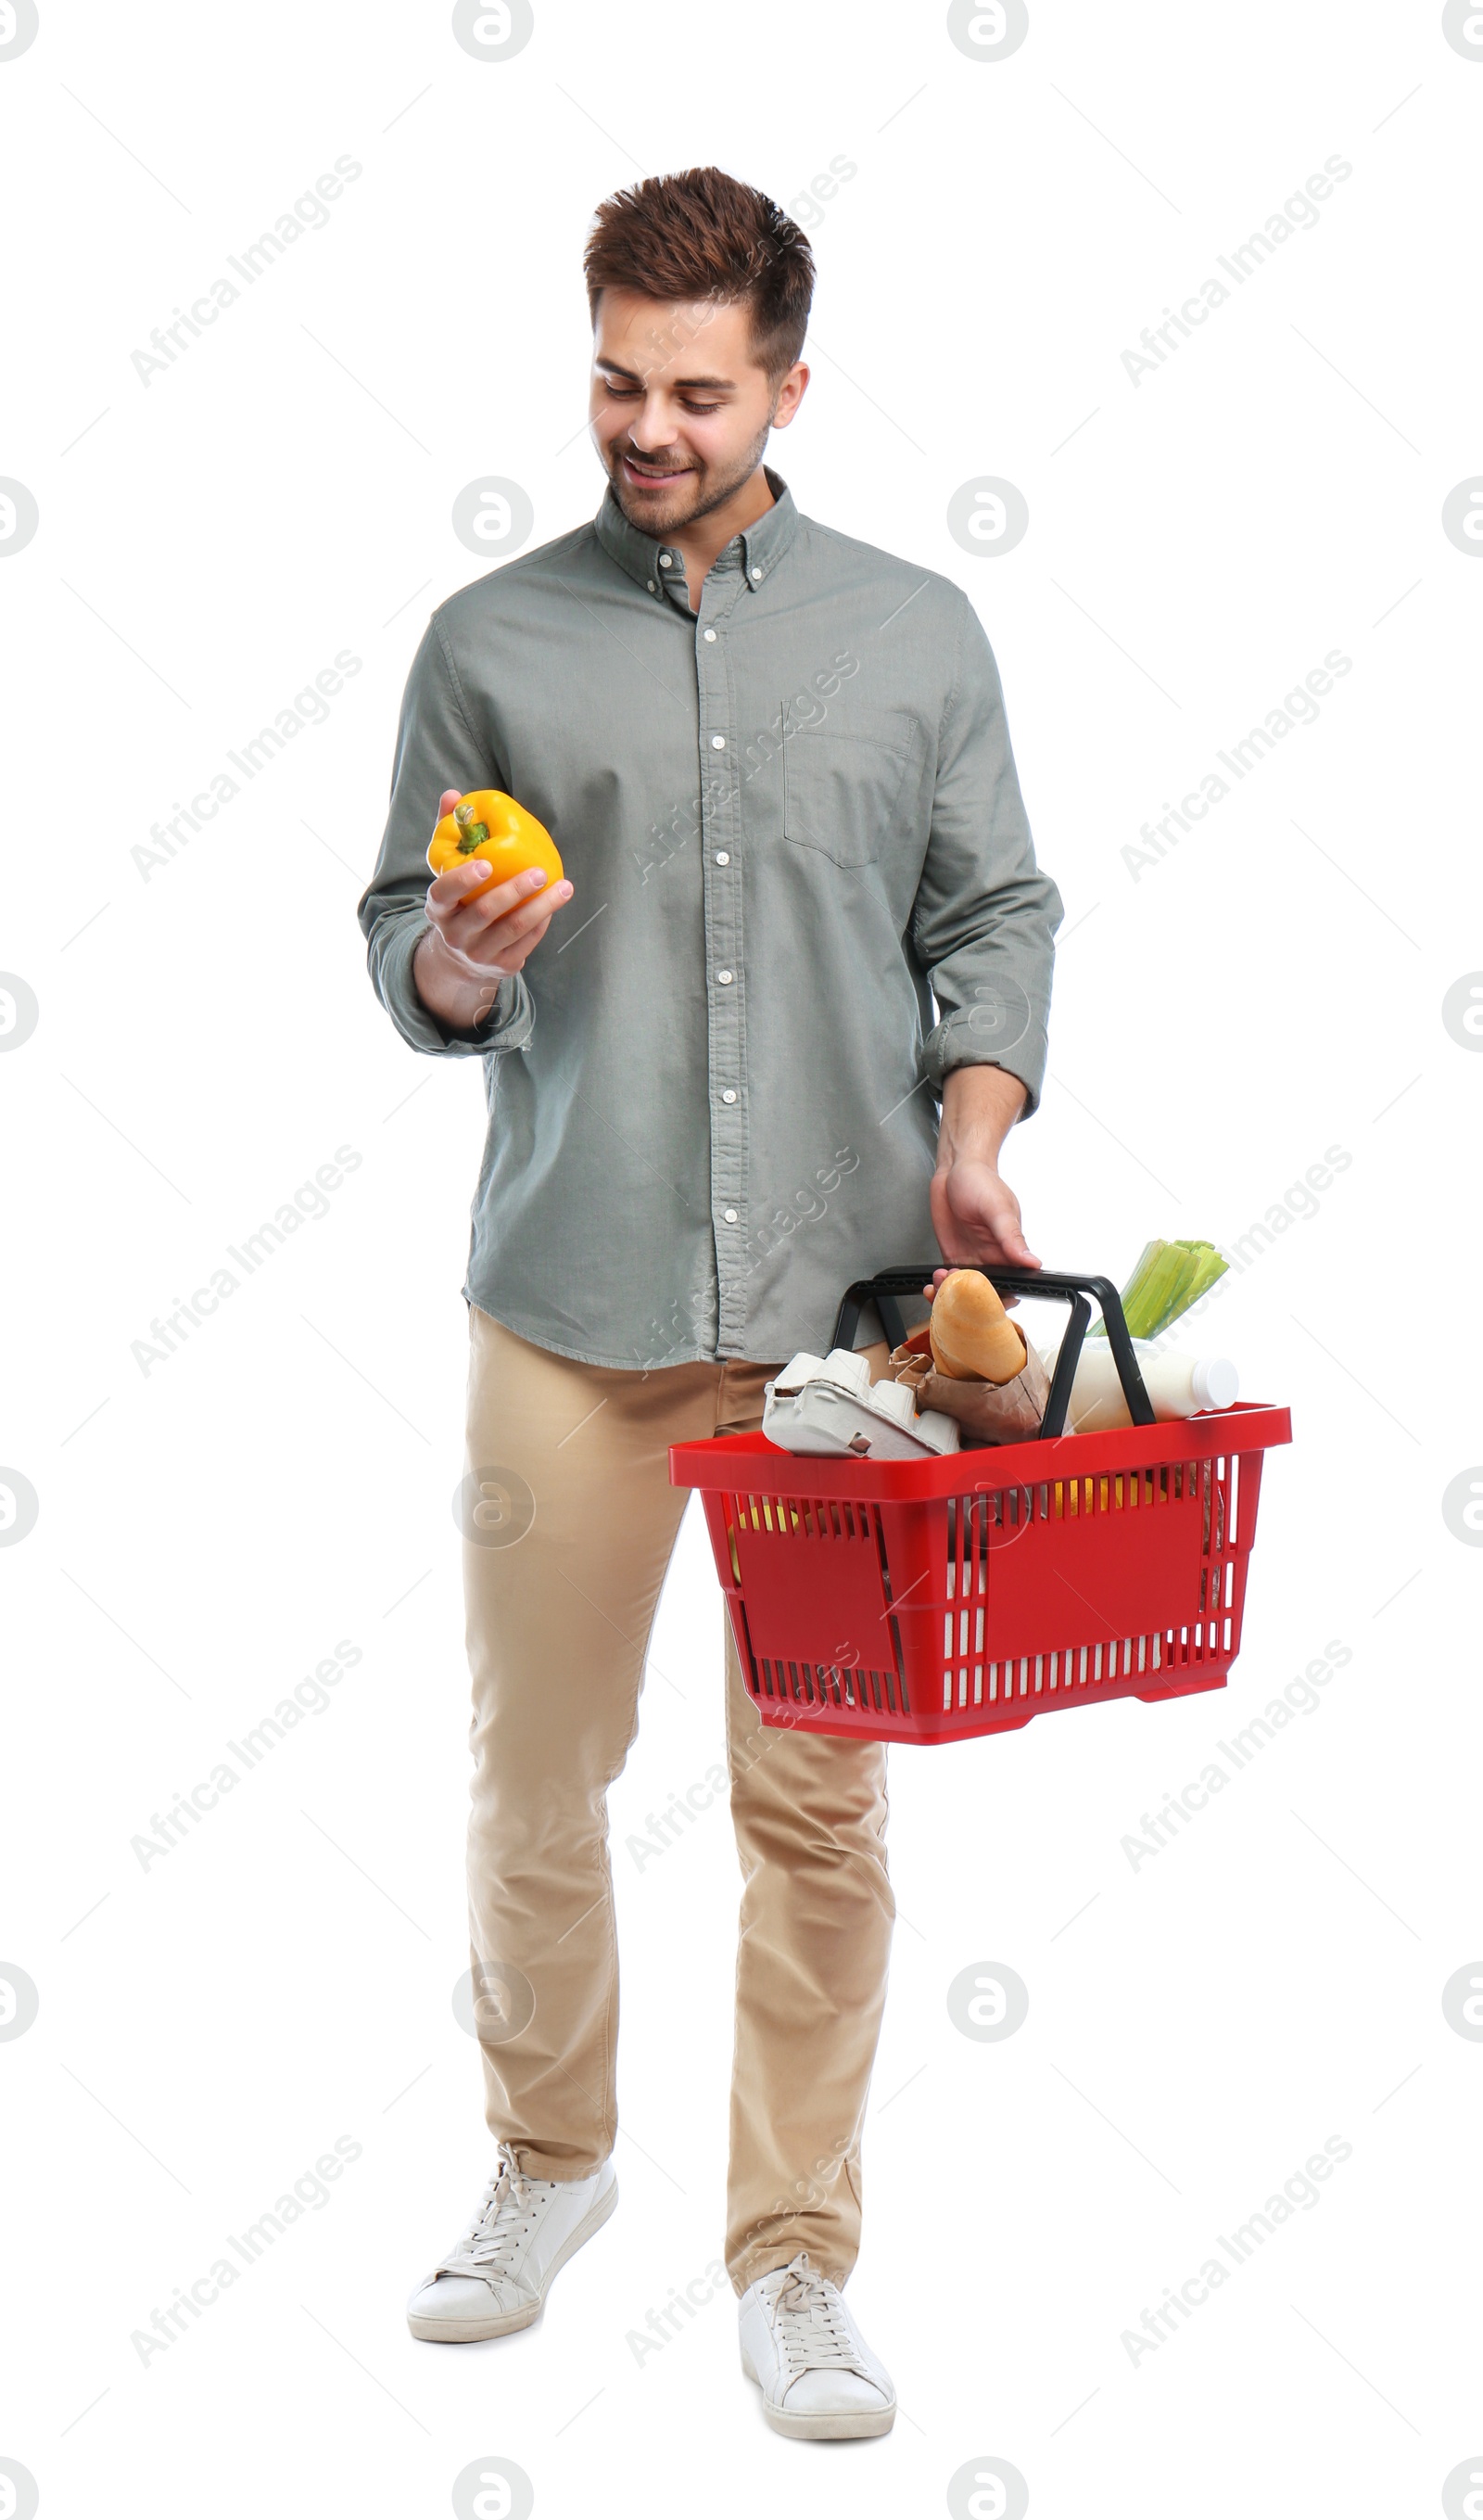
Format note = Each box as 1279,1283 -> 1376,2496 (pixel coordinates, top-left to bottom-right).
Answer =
740,2344 -> 896,2439
407,2172 -> 618,2343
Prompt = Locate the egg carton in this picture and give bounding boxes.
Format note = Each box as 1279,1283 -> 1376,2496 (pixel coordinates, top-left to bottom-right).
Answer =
762,1347 -> 961,1461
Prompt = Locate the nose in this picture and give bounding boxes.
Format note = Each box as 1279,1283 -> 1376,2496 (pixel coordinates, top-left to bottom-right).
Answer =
608,390 -> 679,453
626,421 -> 680,456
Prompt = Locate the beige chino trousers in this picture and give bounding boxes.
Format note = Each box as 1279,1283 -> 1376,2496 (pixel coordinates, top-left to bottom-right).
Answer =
462,1302 -> 895,2293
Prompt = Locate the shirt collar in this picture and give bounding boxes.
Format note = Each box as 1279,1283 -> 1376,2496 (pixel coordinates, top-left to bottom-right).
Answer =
594,464 -> 799,602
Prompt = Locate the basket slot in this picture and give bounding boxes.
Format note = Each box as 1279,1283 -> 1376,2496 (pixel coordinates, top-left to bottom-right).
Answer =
753,1656 -> 907,1717
961,1627 -> 1172,1709
737,1491 -> 888,1545
754,1653 -> 906,1713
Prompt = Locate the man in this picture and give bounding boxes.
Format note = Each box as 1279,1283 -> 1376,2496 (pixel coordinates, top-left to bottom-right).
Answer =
357,164 -> 1061,2443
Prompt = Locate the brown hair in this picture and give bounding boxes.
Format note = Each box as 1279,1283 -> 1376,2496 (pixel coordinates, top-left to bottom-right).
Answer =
583,166 -> 815,384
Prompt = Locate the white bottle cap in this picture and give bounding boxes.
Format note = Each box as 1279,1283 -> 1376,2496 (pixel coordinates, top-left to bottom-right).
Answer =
1190,1356 -> 1238,1410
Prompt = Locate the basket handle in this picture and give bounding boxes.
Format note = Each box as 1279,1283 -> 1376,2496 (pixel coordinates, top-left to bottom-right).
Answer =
828,1266 -> 1157,1439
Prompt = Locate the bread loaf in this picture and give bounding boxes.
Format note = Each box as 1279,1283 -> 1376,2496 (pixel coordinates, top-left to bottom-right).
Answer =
927,1269 -> 1026,1385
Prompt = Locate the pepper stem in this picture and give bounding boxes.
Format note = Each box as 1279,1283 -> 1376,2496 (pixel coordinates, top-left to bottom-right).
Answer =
452,802 -> 489,853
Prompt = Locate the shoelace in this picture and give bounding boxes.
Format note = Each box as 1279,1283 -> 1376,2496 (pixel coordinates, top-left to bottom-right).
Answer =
442,2145 -> 552,2278
767,2252 -> 868,2375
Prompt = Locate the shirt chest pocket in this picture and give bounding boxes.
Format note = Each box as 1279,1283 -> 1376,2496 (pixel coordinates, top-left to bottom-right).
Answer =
780,707 -> 920,872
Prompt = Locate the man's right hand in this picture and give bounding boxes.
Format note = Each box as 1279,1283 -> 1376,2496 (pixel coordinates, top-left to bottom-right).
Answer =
412,785 -> 575,1031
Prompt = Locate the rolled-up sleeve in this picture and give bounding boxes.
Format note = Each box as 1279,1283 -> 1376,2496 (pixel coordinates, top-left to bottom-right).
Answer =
356,614 -> 535,1060
912,594 -> 1062,1112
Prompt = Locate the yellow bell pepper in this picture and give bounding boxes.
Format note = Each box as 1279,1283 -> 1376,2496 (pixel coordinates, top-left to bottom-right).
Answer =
426,789 -> 563,901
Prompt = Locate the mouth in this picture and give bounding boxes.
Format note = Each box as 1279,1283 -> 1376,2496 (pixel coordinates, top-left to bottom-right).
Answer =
620,452 -> 691,490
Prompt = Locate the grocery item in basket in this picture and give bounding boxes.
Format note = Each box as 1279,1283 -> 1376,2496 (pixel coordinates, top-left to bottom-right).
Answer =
887,1322 -> 1051,1446
1036,1336 -> 1238,1433
1088,1238 -> 1228,1342
762,1348 -> 961,1460
927,1268 -> 1026,1382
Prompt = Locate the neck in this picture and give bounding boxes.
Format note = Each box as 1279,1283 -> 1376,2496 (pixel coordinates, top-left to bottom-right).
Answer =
660,463 -> 777,592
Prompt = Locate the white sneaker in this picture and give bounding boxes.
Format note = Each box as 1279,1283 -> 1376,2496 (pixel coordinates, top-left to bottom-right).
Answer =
739,2251 -> 896,2439
406,2143 -> 617,2342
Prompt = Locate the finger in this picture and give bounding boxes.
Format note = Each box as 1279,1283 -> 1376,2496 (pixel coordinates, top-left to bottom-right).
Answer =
470,885 -> 573,966
428,861 -> 549,920
994,1218 -> 1041,1268
489,897 -> 561,958
490,913 -> 560,976
439,885 -> 568,977
472,872 -> 573,931
438,788 -> 462,815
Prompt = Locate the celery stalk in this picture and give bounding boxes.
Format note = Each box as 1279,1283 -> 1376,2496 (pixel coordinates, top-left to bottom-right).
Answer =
1089,1239 -> 1165,1338
1093,1238 -> 1229,1340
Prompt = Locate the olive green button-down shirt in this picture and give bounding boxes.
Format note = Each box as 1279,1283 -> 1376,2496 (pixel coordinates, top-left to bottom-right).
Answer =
357,467 -> 1062,1368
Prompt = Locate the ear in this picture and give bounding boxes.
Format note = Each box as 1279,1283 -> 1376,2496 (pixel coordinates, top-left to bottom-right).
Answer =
771,362 -> 810,427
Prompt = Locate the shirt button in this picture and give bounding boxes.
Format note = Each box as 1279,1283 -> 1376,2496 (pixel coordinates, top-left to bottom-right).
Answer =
703,628 -> 716,642
723,1208 -> 738,1224
710,734 -> 726,749
751,566 -> 762,580
717,969 -> 734,984
659,554 -> 672,568
721,1088 -> 737,1103
646,579 -> 656,592
715,851 -> 729,864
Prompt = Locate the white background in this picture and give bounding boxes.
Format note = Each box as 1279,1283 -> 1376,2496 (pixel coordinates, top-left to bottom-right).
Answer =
3,2 -> 1481,2514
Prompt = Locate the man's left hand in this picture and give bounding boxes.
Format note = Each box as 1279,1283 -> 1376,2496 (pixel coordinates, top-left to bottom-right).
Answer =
924,1063 -> 1041,1295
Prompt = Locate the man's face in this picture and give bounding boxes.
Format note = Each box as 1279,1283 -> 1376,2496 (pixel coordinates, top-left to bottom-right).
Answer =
589,287 -> 806,531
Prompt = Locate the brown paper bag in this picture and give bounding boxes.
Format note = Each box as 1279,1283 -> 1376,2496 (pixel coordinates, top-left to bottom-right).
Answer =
885,1323 -> 1051,1447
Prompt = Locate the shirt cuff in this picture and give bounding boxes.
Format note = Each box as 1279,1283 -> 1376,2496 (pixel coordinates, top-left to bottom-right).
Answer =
920,1011 -> 1046,1114
374,913 -> 536,1059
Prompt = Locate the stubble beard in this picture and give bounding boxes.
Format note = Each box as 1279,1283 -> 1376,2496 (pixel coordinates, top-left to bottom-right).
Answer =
607,408 -> 776,533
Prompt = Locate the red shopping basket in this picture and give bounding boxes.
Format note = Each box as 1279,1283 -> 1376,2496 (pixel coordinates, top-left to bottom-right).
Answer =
670,1265 -> 1292,1746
